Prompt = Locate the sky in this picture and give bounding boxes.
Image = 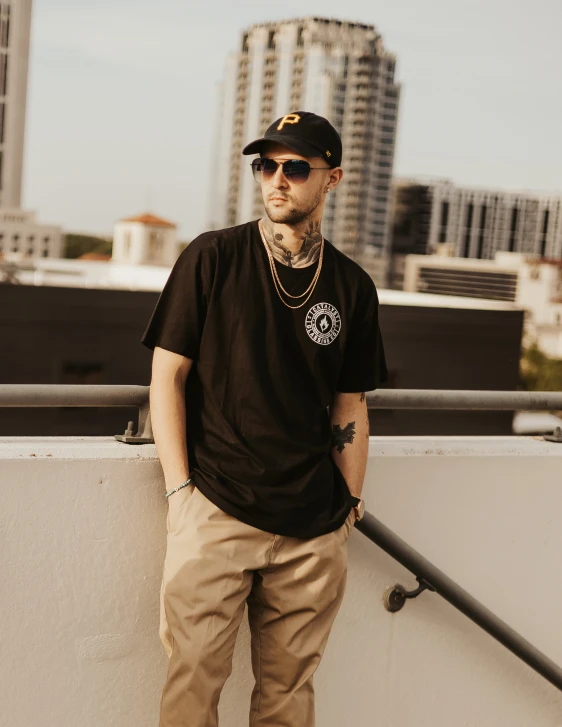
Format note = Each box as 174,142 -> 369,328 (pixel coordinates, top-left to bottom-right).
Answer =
22,0 -> 562,241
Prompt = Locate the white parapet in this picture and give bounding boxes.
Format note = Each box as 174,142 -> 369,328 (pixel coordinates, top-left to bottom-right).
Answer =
1,435 -> 561,725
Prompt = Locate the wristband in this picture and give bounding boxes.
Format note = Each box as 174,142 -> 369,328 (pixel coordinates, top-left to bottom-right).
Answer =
165,478 -> 192,499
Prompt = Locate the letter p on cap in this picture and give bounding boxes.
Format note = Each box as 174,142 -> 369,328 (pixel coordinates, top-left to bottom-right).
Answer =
277,113 -> 301,131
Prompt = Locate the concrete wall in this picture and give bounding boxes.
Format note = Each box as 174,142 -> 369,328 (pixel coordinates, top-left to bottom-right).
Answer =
1,436 -> 561,726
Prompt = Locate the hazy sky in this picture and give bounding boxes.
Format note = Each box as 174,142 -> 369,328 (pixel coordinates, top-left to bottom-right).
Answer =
23,0 -> 562,240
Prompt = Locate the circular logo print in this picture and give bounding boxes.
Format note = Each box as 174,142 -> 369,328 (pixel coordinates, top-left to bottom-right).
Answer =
305,303 -> 341,345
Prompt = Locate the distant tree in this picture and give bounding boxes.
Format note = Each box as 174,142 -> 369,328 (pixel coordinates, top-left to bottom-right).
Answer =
519,340 -> 562,416
64,234 -> 113,259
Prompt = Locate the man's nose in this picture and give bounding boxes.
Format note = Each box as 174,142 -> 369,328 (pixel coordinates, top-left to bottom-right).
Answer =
270,163 -> 289,189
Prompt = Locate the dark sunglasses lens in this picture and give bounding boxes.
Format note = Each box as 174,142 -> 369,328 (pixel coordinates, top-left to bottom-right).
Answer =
260,159 -> 278,180
283,160 -> 311,184
253,158 -> 312,184
251,159 -> 262,181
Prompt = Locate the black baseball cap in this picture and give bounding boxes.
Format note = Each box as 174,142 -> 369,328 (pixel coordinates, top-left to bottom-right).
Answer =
242,111 -> 342,168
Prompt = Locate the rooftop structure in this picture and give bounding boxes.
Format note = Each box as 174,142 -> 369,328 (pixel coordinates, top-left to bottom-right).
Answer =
112,212 -> 179,267
403,250 -> 562,358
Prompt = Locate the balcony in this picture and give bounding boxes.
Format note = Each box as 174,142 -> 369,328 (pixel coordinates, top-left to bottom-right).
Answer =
1,386 -> 562,725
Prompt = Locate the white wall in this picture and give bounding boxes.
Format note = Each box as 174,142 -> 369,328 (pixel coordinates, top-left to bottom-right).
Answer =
113,221 -> 178,266
0,215 -> 64,258
1,435 -> 562,726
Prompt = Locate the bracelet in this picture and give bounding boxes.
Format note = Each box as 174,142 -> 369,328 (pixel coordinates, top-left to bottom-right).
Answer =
165,478 -> 192,499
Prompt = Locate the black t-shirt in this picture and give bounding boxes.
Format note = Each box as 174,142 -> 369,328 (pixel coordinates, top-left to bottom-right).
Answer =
141,219 -> 388,539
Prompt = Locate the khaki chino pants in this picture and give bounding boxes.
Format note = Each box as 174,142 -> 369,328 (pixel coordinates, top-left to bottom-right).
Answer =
159,482 -> 355,727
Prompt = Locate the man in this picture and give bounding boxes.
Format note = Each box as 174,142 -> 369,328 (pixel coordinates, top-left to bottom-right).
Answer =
141,111 -> 388,727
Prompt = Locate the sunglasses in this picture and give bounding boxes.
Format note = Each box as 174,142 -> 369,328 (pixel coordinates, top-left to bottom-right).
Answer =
251,157 -> 328,185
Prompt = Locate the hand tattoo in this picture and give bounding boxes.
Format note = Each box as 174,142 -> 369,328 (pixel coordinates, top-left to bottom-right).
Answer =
331,421 -> 356,453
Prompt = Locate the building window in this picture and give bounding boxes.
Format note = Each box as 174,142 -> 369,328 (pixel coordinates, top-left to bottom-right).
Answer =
43,236 -> 50,244
0,16 -> 9,48
147,230 -> 160,263
463,203 -> 474,257
508,207 -> 518,252
477,205 -> 487,259
540,209 -> 549,257
0,53 -> 7,95
438,201 -> 449,243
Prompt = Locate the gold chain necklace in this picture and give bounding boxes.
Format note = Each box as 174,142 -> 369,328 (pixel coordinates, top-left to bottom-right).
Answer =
258,220 -> 324,310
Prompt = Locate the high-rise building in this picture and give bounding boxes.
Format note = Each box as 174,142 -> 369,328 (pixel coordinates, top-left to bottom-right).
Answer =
210,17 -> 400,287
0,1 -> 66,262
0,0 -> 32,209
389,178 -> 562,289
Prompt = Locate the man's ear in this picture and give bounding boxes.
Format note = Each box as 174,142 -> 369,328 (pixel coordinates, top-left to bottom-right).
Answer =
328,167 -> 344,191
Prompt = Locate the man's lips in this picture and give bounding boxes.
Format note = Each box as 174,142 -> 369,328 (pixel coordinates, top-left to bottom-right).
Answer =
269,197 -> 289,202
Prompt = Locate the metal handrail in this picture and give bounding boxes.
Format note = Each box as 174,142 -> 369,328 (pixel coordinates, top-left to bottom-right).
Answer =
0,385 -> 153,443
1,385 -> 561,442
2,384 -> 562,410
355,512 -> 562,693
0,384 -> 148,407
1,384 -> 561,690
366,389 -> 562,410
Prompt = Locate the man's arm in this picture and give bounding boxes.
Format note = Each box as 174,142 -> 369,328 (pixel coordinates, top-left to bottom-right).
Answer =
329,391 -> 370,500
150,346 -> 193,497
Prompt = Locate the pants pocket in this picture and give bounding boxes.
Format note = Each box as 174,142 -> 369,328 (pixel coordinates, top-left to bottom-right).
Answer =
343,508 -> 356,540
166,482 -> 196,534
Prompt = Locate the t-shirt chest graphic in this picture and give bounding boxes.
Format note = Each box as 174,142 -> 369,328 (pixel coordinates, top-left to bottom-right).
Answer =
305,302 -> 341,345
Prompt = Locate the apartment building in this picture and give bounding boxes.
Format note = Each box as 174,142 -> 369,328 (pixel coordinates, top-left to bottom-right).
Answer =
210,17 -> 401,287
390,178 -> 562,288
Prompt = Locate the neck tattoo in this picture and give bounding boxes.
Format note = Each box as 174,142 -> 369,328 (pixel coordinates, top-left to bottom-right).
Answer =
261,218 -> 322,268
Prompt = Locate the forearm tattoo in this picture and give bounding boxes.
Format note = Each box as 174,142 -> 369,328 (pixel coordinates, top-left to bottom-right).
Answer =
261,218 -> 322,268
331,421 -> 356,453
360,392 -> 366,403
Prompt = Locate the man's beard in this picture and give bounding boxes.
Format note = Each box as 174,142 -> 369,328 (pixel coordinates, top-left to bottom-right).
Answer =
263,189 -> 323,225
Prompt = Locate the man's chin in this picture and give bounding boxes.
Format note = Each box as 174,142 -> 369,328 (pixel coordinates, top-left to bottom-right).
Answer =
264,205 -> 306,225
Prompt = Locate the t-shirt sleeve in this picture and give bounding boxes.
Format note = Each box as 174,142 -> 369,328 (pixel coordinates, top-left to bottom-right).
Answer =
336,279 -> 388,393
140,235 -> 216,359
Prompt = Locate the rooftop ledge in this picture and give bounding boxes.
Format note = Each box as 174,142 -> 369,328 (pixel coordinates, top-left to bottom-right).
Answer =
3,434 -> 562,724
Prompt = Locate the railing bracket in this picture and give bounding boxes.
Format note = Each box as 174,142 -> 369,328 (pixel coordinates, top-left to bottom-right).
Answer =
115,405 -> 154,444
383,577 -> 436,613
543,426 -> 562,443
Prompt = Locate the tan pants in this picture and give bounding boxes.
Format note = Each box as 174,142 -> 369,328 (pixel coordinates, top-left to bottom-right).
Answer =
159,482 -> 355,727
